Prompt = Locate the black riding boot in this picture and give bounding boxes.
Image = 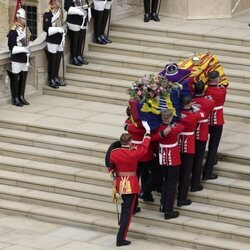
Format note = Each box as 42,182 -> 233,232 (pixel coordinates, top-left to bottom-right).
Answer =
71,31 -> 82,66
55,51 -> 66,86
151,0 -> 160,21
101,8 -> 112,43
49,52 -> 59,88
7,70 -> 23,107
19,71 -> 29,105
144,0 -> 151,22
94,10 -> 106,44
77,29 -> 88,65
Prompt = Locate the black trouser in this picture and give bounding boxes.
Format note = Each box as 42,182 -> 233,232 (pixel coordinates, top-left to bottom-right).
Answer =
138,158 -> 162,195
117,194 -> 137,241
161,165 -> 179,213
203,125 -> 223,177
178,153 -> 194,202
144,0 -> 159,14
191,140 -> 206,188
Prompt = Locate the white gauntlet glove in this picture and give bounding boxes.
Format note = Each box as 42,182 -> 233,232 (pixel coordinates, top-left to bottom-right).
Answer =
142,120 -> 150,134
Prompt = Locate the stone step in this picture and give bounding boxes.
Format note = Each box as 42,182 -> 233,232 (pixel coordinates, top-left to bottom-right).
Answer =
0,184 -> 249,243
44,84 -> 250,122
65,71 -> 250,98
88,43 -> 250,83
214,162 -> 250,181
111,21 -> 250,47
43,84 -> 128,106
1,200 -> 249,250
0,168 -> 249,213
0,127 -> 108,158
225,94 -> 250,110
109,31 -> 250,60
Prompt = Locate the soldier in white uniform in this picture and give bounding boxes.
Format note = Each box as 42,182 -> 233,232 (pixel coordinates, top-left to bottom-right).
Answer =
7,8 -> 31,106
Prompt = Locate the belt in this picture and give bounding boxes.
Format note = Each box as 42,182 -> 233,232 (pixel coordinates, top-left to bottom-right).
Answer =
198,119 -> 208,123
159,142 -> 178,148
213,106 -> 223,111
180,131 -> 194,136
117,172 -> 137,177
131,140 -> 142,144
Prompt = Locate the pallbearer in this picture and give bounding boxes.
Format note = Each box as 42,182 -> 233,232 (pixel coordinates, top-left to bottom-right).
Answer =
64,0 -> 89,66
7,7 -> 31,106
43,0 -> 66,89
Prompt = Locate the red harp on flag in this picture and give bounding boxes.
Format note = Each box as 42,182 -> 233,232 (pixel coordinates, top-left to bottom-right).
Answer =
14,0 -> 22,22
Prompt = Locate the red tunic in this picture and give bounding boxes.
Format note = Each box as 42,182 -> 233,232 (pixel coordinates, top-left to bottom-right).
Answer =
205,84 -> 227,126
109,136 -> 151,194
179,109 -> 205,154
194,96 -> 215,141
152,122 -> 185,166
127,124 -> 155,162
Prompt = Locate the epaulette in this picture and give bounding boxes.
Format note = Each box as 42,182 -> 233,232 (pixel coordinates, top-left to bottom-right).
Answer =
44,7 -> 51,13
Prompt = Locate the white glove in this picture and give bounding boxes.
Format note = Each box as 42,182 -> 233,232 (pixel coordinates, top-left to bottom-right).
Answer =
12,46 -> 29,54
48,27 -> 64,36
68,6 -> 85,16
142,121 -> 150,134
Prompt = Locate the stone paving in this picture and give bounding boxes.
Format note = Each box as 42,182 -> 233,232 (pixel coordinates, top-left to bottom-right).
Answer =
0,213 -> 188,250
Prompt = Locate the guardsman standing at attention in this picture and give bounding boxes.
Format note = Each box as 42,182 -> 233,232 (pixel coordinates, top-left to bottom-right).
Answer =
43,0 -> 66,89
191,81 -> 215,192
143,0 -> 160,22
7,7 -> 31,106
109,131 -> 151,247
203,71 -> 227,180
64,0 -> 89,66
91,0 -> 112,44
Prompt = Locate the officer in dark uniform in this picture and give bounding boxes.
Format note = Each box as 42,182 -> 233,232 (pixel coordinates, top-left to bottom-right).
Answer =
43,0 -> 66,89
109,132 -> 151,247
64,0 -> 89,66
203,71 -> 227,180
91,0 -> 112,44
143,0 -> 160,22
7,8 -> 31,106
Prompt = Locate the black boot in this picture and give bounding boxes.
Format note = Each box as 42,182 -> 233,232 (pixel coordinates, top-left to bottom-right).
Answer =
19,71 -> 29,105
55,51 -> 66,86
101,8 -> 112,43
7,70 -> 23,107
71,31 -> 82,66
94,10 -> 106,44
116,240 -> 131,247
143,0 -> 151,22
49,52 -> 59,89
77,29 -> 88,65
151,0 -> 160,21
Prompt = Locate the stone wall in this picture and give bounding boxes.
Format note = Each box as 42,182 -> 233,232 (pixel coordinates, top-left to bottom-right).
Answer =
0,0 -> 10,48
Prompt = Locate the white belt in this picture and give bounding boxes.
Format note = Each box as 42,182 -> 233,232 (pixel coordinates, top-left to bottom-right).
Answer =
180,132 -> 194,136
131,140 -> 142,145
160,142 -> 178,148
213,106 -> 223,111
198,119 -> 208,123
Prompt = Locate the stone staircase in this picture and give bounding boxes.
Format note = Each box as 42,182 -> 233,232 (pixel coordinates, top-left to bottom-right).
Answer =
0,16 -> 249,249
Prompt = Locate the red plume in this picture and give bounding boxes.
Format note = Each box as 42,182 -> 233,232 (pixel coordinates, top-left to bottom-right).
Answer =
14,0 -> 22,22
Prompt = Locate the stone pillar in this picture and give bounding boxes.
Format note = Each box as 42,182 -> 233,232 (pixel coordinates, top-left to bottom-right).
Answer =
0,0 -> 10,48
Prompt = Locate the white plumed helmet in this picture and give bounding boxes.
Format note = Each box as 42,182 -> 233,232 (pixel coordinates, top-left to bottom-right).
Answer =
16,8 -> 26,19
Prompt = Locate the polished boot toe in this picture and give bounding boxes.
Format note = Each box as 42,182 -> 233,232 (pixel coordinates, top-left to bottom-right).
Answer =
101,35 -> 112,44
151,13 -> 160,22
177,199 -> 192,207
48,79 -> 59,89
144,13 -> 151,22
116,240 -> 131,247
164,211 -> 179,220
94,36 -> 107,45
55,77 -> 66,86
202,174 -> 218,180
12,98 -> 23,107
19,96 -> 29,105
77,56 -> 88,65
71,57 -> 82,66
190,185 -> 203,192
